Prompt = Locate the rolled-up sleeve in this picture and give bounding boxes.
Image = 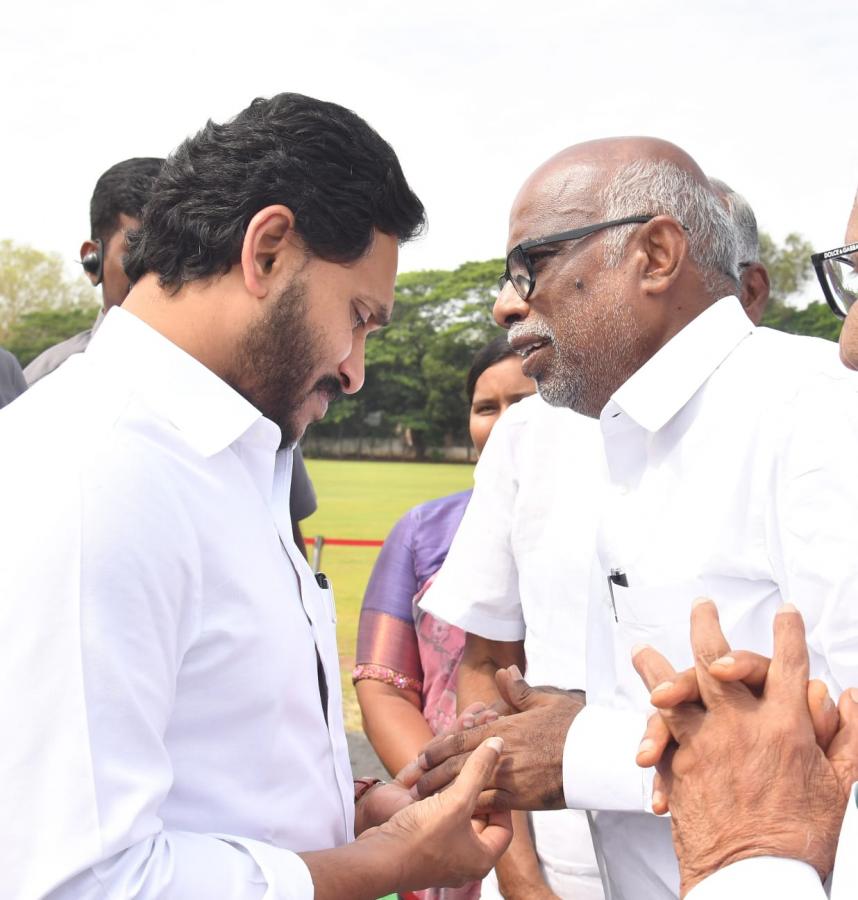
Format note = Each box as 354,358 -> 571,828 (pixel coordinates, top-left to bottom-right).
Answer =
421,411 -> 525,641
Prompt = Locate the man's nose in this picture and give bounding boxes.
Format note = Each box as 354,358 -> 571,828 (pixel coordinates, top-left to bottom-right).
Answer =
338,334 -> 366,395
493,281 -> 530,328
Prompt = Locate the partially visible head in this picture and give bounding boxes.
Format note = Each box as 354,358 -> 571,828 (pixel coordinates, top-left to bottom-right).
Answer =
125,93 -> 425,445
840,189 -> 858,370
82,157 -> 164,311
494,137 -> 739,417
466,335 -> 535,455
710,177 -> 770,325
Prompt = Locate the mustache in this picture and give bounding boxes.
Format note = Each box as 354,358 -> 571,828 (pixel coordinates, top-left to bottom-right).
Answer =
312,375 -> 343,404
508,321 -> 555,346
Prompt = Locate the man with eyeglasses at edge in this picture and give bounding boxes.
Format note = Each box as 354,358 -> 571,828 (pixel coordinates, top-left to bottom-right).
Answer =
624,193 -> 858,899
415,137 -> 858,900
0,93 -> 513,899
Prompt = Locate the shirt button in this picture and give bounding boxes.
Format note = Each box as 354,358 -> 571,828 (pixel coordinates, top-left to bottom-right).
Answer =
616,484 -> 630,495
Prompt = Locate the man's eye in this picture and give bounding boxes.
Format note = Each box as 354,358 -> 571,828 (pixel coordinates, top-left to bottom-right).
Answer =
352,306 -> 367,329
473,404 -> 498,415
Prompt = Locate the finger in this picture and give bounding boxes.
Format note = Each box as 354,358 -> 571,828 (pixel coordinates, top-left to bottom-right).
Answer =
495,665 -> 536,713
651,770 -> 669,815
445,736 -> 505,810
395,757 -> 423,789
807,679 -> 839,753
636,712 -> 673,768
765,604 -> 809,707
690,598 -> 746,708
450,702 -> 489,735
649,667 -> 701,709
474,708 -> 500,727
708,650 -> 771,692
631,644 -> 679,694
419,722 -> 493,770
472,808 -> 514,858
827,688 -> 858,793
413,752 -> 469,799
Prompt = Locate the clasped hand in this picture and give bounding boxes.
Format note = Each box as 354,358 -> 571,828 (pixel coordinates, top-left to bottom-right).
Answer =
632,598 -> 858,895
411,664 -> 584,812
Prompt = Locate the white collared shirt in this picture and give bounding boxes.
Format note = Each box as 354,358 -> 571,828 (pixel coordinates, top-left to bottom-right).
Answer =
0,308 -> 353,898
425,297 -> 858,900
423,394 -> 606,899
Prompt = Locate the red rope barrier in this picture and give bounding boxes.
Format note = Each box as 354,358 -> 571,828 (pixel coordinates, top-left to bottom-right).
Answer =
303,537 -> 384,547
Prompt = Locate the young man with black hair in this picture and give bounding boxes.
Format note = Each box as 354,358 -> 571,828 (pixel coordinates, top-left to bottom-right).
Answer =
0,93 -> 511,899
25,154 -> 318,548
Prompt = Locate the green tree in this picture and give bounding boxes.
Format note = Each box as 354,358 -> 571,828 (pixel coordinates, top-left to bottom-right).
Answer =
0,240 -> 96,341
758,230 -> 842,342
758,231 -> 815,308
5,304 -> 101,367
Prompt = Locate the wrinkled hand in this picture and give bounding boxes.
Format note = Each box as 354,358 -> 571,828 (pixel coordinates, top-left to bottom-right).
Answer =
358,736 -> 513,891
632,599 -> 858,896
394,701 -> 501,793
634,641 -> 839,780
412,665 -> 584,812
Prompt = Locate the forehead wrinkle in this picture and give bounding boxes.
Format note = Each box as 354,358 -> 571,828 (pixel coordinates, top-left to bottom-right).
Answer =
509,166 -> 603,247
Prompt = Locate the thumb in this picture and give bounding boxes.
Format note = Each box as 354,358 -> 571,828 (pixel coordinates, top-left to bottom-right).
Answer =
446,736 -> 504,809
828,688 -> 858,794
495,665 -> 535,713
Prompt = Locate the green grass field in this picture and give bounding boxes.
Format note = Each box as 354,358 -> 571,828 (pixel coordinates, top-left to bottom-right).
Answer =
302,459 -> 474,729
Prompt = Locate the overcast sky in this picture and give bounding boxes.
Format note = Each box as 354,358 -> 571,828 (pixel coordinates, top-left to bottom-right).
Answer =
2,0 -> 856,282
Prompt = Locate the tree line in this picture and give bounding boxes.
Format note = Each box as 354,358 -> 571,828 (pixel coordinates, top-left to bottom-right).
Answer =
0,234 -> 841,456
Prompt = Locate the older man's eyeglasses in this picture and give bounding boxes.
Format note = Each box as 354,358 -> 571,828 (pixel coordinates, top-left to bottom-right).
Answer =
811,242 -> 858,320
497,215 -> 656,301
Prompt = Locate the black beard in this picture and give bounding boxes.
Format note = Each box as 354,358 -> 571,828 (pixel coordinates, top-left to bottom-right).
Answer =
231,277 -> 341,447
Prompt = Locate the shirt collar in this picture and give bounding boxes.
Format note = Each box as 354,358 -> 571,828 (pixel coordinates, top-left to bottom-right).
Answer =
607,295 -> 753,433
86,307 -> 280,457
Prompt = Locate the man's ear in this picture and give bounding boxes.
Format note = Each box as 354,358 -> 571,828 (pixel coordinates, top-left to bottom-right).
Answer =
635,216 -> 688,296
79,240 -> 101,286
738,263 -> 770,326
240,205 -> 303,298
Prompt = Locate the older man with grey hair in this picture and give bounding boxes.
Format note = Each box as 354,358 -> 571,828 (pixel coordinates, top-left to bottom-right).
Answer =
710,177 -> 771,324
417,136 -> 858,900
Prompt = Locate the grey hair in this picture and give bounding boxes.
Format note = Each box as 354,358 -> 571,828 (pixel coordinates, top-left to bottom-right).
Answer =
600,160 -> 739,297
709,177 -> 759,265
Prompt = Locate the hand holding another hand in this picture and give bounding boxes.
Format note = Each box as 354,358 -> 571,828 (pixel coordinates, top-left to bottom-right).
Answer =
632,599 -> 858,895
412,665 -> 584,812
358,736 -> 513,891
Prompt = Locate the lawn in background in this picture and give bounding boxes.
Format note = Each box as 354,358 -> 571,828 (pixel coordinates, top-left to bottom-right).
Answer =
302,459 -> 474,729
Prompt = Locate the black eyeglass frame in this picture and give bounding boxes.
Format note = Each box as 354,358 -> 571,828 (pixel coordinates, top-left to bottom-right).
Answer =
811,241 -> 858,320
498,215 -> 658,301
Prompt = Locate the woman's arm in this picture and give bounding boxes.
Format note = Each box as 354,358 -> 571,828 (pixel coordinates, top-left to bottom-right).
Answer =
356,679 -> 434,776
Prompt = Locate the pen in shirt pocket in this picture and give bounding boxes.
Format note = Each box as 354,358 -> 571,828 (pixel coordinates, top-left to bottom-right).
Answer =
607,567 -> 628,622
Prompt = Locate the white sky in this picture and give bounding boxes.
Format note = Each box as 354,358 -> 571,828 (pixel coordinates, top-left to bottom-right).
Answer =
1,0 -> 856,282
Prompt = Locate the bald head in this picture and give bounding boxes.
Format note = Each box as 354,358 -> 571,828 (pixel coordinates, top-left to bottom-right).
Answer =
512,137 -> 709,230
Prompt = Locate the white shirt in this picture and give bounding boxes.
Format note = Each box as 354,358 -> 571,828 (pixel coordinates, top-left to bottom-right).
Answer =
423,394 -> 606,899
686,783 -> 858,899
0,308 -> 353,898
425,297 -> 858,900
564,297 -> 858,899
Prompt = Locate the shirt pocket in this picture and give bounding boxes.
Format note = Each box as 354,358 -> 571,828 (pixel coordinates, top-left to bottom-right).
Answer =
607,579 -> 704,705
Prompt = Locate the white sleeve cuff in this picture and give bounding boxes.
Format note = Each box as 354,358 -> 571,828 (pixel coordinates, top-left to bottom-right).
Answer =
563,705 -> 654,812
685,857 -> 824,900
219,835 -> 315,899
